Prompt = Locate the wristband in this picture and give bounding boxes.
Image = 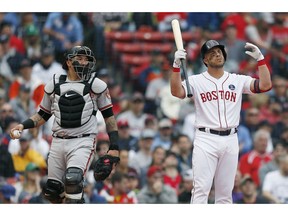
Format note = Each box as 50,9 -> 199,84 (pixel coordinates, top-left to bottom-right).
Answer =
21,119 -> 35,129
108,144 -> 119,151
108,131 -> 119,146
257,59 -> 266,66
173,67 -> 181,73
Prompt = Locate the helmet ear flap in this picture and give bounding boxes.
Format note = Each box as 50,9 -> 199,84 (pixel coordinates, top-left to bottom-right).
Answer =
62,59 -> 68,70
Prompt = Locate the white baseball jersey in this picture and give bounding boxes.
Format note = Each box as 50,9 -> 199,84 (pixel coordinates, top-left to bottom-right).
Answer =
182,71 -> 254,130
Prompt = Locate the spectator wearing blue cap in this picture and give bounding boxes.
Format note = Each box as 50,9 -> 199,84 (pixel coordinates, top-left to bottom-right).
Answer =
0,183 -> 16,203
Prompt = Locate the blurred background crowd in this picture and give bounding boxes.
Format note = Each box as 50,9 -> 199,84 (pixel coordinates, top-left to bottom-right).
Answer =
0,12 -> 288,204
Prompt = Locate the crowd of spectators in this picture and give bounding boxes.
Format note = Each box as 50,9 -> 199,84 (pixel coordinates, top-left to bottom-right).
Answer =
0,12 -> 288,204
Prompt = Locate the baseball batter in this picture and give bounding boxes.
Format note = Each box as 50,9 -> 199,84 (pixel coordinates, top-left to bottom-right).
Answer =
10,46 -> 120,203
170,40 -> 272,203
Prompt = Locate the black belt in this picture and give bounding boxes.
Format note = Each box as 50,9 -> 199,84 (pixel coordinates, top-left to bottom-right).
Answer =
53,134 -> 91,139
198,128 -> 238,136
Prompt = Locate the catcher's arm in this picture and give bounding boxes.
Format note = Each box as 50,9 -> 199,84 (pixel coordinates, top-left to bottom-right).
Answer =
103,115 -> 120,157
94,115 -> 120,182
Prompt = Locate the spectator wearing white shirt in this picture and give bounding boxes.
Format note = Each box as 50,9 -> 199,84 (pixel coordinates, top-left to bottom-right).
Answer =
117,92 -> 148,139
262,155 -> 288,203
31,44 -> 66,84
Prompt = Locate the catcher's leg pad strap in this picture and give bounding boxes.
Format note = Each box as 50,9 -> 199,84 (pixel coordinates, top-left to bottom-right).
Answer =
64,167 -> 84,194
43,179 -> 65,203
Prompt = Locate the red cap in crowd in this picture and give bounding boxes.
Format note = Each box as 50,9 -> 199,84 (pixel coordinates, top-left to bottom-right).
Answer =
147,165 -> 162,177
117,119 -> 129,128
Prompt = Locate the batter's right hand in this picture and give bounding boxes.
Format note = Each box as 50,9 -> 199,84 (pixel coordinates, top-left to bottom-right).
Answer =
173,49 -> 187,68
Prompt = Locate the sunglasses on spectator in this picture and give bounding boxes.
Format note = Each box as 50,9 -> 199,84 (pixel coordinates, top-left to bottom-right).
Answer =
274,85 -> 286,88
1,109 -> 13,113
119,126 -> 129,129
132,99 -> 144,103
247,112 -> 258,116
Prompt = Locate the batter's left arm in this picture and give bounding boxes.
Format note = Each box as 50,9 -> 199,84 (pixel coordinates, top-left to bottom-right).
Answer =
245,42 -> 272,93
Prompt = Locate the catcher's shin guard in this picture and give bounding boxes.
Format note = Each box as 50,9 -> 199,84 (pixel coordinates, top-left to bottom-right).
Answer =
65,197 -> 85,204
43,179 -> 65,203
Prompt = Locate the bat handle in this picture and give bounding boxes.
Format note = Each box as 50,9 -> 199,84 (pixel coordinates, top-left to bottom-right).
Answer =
180,59 -> 192,98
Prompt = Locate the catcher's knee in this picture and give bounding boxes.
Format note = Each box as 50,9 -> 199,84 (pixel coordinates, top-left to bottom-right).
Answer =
43,179 -> 65,203
64,167 -> 84,195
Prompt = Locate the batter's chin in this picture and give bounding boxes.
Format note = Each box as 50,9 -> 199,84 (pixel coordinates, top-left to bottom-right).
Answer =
210,62 -> 225,69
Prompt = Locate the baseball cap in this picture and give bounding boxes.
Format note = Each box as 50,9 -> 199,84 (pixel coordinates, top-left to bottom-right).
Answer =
240,176 -> 254,186
117,119 -> 129,128
145,114 -> 156,125
147,165 -> 162,177
97,68 -> 109,77
182,169 -> 194,181
24,24 -> 39,36
0,184 -> 16,200
158,118 -> 173,128
131,92 -> 144,103
19,58 -> 32,69
224,20 -> 237,29
41,45 -> 55,56
127,168 -> 139,179
140,128 -> 156,139
25,162 -> 40,172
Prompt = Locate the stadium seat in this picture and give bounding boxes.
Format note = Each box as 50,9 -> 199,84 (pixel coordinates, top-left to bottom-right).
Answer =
121,54 -> 151,66
105,31 -> 134,42
134,31 -> 163,42
113,42 -> 142,54
141,43 -> 173,54
163,31 -> 195,43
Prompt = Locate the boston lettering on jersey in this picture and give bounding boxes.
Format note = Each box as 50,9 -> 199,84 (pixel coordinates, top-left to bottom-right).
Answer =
200,90 -> 236,103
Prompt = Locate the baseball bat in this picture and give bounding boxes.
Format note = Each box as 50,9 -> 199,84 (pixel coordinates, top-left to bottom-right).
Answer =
171,19 -> 192,98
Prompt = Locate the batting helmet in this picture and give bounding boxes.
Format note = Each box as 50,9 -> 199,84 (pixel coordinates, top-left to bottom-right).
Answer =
201,40 -> 227,66
62,46 -> 96,81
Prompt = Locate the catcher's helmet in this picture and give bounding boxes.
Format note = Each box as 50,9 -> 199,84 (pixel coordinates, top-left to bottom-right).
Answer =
62,46 -> 96,81
201,40 -> 227,66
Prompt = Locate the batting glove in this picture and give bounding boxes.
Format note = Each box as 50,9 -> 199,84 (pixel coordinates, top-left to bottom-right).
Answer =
245,42 -> 264,61
173,49 -> 187,68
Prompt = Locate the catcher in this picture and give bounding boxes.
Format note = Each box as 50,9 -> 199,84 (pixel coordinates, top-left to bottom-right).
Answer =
10,46 -> 120,204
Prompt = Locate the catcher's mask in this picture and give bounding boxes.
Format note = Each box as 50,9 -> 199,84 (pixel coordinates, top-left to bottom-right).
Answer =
62,46 -> 96,81
201,40 -> 227,67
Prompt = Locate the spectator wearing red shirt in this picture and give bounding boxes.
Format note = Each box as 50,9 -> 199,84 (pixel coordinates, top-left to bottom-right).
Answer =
9,58 -> 45,108
163,152 -> 182,194
154,12 -> 188,32
239,129 -> 273,188
0,20 -> 25,55
221,13 -> 253,40
101,171 -> 137,204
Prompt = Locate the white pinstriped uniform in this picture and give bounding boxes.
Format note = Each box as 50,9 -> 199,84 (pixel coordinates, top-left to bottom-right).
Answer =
182,71 -> 254,204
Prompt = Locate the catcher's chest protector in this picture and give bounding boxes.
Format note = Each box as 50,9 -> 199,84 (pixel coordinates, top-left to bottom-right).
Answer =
53,75 -> 96,128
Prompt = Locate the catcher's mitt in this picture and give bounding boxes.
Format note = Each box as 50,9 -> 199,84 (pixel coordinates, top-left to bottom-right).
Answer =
93,154 -> 120,181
